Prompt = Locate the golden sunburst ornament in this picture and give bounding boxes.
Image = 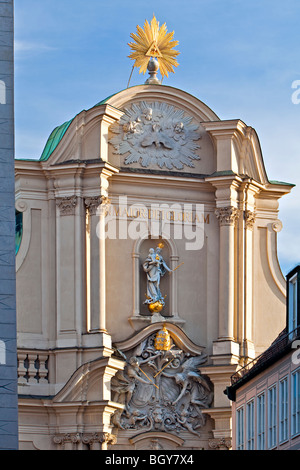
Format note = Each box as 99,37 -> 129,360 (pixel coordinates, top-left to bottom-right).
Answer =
128,15 -> 180,80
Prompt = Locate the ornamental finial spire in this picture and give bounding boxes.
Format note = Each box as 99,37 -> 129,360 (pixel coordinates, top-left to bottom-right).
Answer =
128,15 -> 180,84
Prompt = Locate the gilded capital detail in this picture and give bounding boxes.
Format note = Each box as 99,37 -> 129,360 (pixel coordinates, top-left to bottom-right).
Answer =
215,207 -> 240,226
56,196 -> 78,216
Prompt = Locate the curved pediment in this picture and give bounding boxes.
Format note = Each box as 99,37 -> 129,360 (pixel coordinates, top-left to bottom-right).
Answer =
38,85 -> 218,176
52,355 -> 125,403
234,123 -> 269,184
114,321 -> 205,355
104,84 -> 220,122
38,84 -> 274,186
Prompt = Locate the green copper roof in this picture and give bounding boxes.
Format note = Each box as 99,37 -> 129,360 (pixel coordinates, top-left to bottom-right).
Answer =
40,119 -> 73,161
39,91 -> 124,162
268,179 -> 295,187
37,85 -> 151,162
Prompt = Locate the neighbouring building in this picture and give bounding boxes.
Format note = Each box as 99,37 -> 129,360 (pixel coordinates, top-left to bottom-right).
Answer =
226,266 -> 300,450
0,0 -> 18,450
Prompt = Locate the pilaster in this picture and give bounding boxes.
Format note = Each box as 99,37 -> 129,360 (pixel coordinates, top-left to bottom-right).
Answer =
84,163 -> 119,351
201,363 -> 239,444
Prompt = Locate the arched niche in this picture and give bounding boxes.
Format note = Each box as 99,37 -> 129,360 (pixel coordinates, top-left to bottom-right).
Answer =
130,232 -> 184,329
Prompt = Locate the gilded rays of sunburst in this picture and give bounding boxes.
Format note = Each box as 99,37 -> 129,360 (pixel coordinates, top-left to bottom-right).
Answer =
128,15 -> 180,79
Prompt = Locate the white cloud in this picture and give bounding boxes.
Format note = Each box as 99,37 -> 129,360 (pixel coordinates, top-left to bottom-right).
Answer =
14,40 -> 56,53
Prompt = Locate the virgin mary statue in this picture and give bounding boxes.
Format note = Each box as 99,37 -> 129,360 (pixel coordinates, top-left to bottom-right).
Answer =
143,245 -> 171,307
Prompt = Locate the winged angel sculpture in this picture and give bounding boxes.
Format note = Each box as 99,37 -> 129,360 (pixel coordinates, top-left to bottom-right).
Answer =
111,333 -> 213,436
109,101 -> 202,170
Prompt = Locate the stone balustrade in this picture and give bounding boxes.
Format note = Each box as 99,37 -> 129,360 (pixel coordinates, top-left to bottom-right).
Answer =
18,351 -> 49,385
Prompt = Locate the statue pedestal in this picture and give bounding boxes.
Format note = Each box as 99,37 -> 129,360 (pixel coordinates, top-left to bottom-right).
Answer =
129,315 -> 185,331
151,312 -> 165,323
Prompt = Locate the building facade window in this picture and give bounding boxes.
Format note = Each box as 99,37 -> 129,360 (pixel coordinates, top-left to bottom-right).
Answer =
291,369 -> 300,437
257,392 -> 265,450
236,406 -> 244,450
289,274 -> 298,334
287,266 -> 300,338
246,399 -> 255,449
268,385 -> 277,449
279,377 -> 289,443
15,210 -> 23,255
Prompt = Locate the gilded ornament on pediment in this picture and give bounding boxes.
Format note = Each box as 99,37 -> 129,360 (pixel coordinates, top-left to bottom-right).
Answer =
154,325 -> 172,351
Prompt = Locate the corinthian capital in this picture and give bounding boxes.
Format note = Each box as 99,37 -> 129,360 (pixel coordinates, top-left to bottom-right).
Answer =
208,437 -> 232,450
84,196 -> 102,216
85,195 -> 111,216
82,432 -> 117,449
244,210 -> 256,230
56,196 -> 78,216
215,206 -> 240,226
53,432 -> 81,449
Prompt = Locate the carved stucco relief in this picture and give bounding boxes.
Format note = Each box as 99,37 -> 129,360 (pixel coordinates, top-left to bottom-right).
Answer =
109,101 -> 202,170
111,327 -> 213,437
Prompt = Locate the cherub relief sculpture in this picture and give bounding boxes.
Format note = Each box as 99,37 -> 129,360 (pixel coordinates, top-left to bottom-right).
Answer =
111,329 -> 213,437
109,101 -> 202,170
111,352 -> 162,407
166,356 -> 213,407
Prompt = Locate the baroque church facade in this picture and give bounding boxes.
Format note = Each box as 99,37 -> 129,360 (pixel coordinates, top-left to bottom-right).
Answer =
15,81 -> 293,450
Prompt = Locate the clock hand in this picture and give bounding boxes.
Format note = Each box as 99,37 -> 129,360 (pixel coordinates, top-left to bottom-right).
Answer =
154,357 -> 175,378
138,365 -> 159,389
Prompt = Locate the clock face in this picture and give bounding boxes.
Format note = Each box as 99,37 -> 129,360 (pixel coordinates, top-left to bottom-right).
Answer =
111,328 -> 213,435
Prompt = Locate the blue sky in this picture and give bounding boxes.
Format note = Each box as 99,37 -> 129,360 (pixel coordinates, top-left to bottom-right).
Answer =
14,0 -> 300,275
